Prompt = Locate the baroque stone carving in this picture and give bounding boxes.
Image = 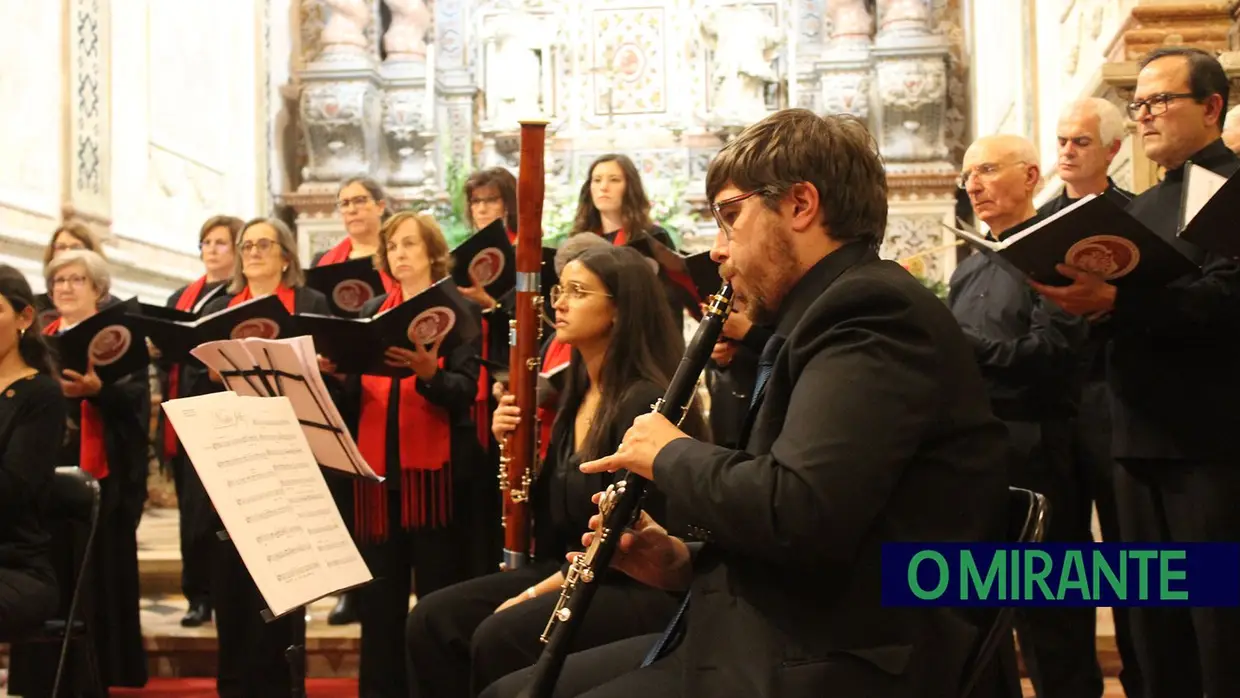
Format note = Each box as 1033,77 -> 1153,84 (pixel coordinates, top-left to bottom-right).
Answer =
876,56 -> 949,162
478,3 -> 547,128
878,0 -> 931,39
820,69 -> 871,119
699,4 -> 784,126
319,0 -> 371,58
830,0 -> 875,49
298,79 -> 381,182
383,0 -> 432,62
381,86 -> 435,186
881,212 -> 952,282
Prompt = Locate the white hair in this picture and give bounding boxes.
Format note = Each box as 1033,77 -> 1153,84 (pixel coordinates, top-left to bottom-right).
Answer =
45,249 -> 111,299
1060,98 -> 1125,147
1225,105 -> 1240,132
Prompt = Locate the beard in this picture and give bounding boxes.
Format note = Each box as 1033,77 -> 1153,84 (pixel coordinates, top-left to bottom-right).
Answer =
723,223 -> 799,327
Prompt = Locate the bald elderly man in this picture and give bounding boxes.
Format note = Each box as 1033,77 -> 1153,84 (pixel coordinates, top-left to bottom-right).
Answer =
949,135 -> 1101,698
1224,104 -> 1240,154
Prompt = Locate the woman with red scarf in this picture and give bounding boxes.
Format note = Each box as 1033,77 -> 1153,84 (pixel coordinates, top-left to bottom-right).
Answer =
197,218 -> 332,698
38,249 -> 150,690
314,176 -> 396,625
156,214 -> 240,629
339,210 -> 484,698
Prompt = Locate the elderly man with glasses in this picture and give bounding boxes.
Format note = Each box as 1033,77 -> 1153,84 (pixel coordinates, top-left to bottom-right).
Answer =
947,134 -> 1098,698
1030,47 -> 1240,698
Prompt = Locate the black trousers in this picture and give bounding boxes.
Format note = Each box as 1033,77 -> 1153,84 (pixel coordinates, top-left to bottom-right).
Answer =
1070,383 -> 1142,697
1003,419 -> 1103,698
481,633 -> 675,698
358,489 -> 469,698
405,564 -> 680,698
212,535 -> 303,698
0,566 -> 57,639
1114,459 -> 1240,698
171,453 -> 213,607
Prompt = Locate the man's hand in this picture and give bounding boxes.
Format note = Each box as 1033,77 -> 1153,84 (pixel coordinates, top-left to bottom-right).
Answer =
1029,264 -> 1117,317
577,413 -> 689,480
720,305 -> 753,341
571,494 -> 692,592
710,339 -> 737,367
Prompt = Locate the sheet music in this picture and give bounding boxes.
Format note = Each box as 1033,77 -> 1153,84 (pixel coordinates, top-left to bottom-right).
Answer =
191,337 -> 382,481
161,392 -> 372,618
1182,163 -> 1228,229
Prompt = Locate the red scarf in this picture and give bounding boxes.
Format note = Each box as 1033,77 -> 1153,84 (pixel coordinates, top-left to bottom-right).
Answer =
317,238 -> 398,295
354,292 -> 453,541
229,283 -> 297,312
44,318 -> 109,481
610,229 -> 628,246
537,337 -> 573,461
506,229 -> 518,245
473,318 -> 493,449
161,275 -> 210,460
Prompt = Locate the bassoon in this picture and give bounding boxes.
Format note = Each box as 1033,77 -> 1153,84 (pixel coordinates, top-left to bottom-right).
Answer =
497,118 -> 548,571
518,282 -> 735,698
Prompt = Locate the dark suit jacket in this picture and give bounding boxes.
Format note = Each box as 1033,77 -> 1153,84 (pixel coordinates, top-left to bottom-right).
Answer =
653,242 -> 1010,698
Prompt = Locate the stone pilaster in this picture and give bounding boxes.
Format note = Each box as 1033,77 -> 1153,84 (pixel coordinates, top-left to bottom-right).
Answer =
63,0 -> 112,235
1107,0 -> 1236,62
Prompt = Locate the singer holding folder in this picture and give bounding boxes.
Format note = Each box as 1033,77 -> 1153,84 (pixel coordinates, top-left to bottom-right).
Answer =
30,250 -> 150,690
198,217 -> 332,698
334,211 -> 485,698
157,214 -> 241,629
406,245 -> 706,698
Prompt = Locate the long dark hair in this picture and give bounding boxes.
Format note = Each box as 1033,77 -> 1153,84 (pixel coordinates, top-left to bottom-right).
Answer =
570,154 -> 656,240
557,246 -> 708,460
0,265 -> 56,375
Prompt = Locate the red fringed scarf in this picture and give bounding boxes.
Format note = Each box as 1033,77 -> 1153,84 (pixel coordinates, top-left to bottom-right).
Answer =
162,275 -> 209,461
354,292 -> 453,541
506,229 -> 518,245
473,318 -> 492,449
610,229 -> 628,246
44,318 -> 108,481
317,237 -> 398,295
537,337 -> 573,461
229,283 -> 297,312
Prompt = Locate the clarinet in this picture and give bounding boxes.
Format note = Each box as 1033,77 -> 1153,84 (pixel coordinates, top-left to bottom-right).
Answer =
518,282 -> 734,698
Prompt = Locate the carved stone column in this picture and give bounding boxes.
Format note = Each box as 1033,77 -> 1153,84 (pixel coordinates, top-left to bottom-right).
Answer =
63,0 -> 112,235
435,0 -> 478,173
814,0 -> 875,123
379,59 -> 437,194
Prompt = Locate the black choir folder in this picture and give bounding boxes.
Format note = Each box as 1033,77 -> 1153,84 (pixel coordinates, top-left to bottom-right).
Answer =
128,295 -> 295,364
48,301 -> 150,382
296,278 -> 480,378
1177,163 -> 1240,257
943,194 -> 1197,287
304,257 -> 386,317
450,218 -> 516,300
683,250 -> 724,301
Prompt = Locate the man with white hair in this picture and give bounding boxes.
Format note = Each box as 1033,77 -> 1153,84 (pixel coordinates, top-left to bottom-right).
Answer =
1223,104 -> 1240,154
949,134 -> 1098,698
1037,97 -> 1143,698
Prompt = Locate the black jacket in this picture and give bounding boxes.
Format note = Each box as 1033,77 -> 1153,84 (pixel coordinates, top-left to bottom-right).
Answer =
653,243 -> 1009,697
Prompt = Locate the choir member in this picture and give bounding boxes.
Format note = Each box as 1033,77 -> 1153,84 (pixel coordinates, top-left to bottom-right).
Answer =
33,220 -> 109,324
42,250 -> 150,689
1038,98 -> 1143,698
337,211 -> 486,698
1031,47 -> 1240,698
157,214 -> 242,628
569,154 -> 674,249
0,265 -> 65,638
483,109 -> 1011,698
406,245 -> 708,698
199,217 -> 331,698
951,134 -> 1098,698
316,175 -> 395,626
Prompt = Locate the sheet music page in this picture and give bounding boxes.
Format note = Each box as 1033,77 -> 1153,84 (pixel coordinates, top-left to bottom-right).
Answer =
1183,163 -> 1227,228
161,392 -> 372,617
240,336 -> 381,481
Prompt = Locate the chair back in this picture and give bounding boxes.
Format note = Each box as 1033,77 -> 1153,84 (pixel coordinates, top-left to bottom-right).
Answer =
957,487 -> 1050,698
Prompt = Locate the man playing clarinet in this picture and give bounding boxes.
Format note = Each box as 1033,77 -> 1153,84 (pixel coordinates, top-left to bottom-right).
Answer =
481,108 -> 1012,698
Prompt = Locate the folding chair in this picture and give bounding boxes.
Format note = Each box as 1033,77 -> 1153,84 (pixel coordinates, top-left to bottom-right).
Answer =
958,486 -> 1049,698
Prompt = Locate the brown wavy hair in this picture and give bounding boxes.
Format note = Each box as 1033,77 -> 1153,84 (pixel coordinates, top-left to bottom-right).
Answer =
570,154 -> 655,240
375,211 -> 453,282
42,220 -> 105,267
463,167 -> 519,232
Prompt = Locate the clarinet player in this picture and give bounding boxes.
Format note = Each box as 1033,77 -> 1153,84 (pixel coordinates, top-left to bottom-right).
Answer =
481,109 -> 1011,698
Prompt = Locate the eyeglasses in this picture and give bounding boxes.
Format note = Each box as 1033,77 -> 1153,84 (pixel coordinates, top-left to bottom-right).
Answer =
336,195 -> 373,211
957,161 -> 1029,190
710,190 -> 765,240
199,240 -> 231,251
1126,93 -> 1197,119
51,275 -> 88,289
549,283 -> 611,306
53,243 -> 86,253
239,239 -> 278,255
